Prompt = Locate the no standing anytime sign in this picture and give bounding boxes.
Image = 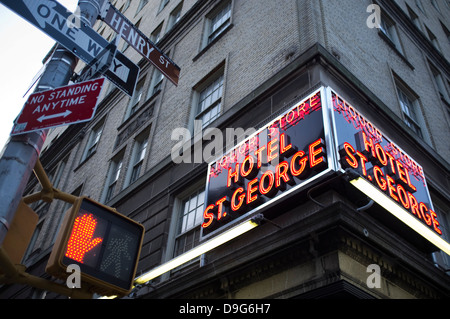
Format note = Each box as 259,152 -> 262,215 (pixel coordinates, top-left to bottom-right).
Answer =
11,78 -> 105,136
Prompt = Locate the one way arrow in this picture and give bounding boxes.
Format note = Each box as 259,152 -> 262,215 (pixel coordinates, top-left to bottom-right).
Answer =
0,0 -> 140,97
37,110 -> 72,122
19,0 -> 105,64
22,0 -> 56,29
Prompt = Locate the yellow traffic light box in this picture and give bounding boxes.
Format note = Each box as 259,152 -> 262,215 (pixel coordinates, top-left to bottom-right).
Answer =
46,197 -> 144,297
1,200 -> 38,266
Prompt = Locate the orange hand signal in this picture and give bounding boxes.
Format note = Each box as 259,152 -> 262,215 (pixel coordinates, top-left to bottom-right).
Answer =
65,213 -> 103,263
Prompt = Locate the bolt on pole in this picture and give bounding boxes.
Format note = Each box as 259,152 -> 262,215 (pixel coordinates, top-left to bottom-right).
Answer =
0,0 -> 106,246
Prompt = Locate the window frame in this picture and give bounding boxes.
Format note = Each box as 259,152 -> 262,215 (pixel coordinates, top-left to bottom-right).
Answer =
129,138 -> 148,184
406,4 -> 423,32
124,128 -> 150,187
81,118 -> 105,162
425,25 -> 442,52
47,156 -> 68,189
431,0 -> 441,13
396,87 -> 423,138
104,150 -> 125,202
125,76 -> 147,120
151,22 -> 164,44
161,180 -> 206,280
147,69 -> 164,99
173,187 -> 205,256
194,67 -> 225,130
379,11 -> 404,55
136,0 -> 149,15
158,0 -> 170,13
167,2 -> 183,31
429,62 -> 450,102
415,0 -> 426,14
201,0 -> 233,50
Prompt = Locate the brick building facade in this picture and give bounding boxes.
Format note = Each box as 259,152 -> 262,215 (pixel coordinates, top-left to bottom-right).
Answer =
1,0 -> 449,299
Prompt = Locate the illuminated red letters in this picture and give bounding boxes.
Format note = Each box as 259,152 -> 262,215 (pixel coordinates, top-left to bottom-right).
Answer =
246,178 -> 259,205
309,139 -> 326,168
340,140 -> 441,236
202,138 -> 327,229
290,151 -> 308,177
359,132 -> 416,192
227,163 -> 240,188
231,187 -> 245,212
202,204 -> 215,229
259,170 -> 276,197
216,197 -> 229,220
203,90 -> 327,234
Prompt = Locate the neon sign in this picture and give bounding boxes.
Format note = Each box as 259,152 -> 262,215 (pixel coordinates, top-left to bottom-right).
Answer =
202,88 -> 334,238
331,90 -> 443,237
200,86 -> 448,254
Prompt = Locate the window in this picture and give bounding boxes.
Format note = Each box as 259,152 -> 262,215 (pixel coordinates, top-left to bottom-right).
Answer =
174,188 -> 205,257
147,69 -> 164,98
151,23 -> 163,44
406,4 -> 422,32
126,77 -> 146,119
195,70 -> 224,129
425,26 -> 441,51
205,1 -> 232,46
130,139 -> 147,183
168,2 -> 183,30
81,118 -> 105,161
396,87 -> 423,138
119,0 -> 131,13
104,152 -> 124,202
47,156 -> 67,189
416,0 -> 425,14
159,0 -> 169,12
379,13 -> 404,54
431,0 -> 441,12
125,130 -> 149,186
429,63 -> 450,102
440,21 -> 450,46
136,0 -> 148,14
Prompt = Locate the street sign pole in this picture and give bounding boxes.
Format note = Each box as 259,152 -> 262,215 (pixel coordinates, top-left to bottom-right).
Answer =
0,0 -> 106,247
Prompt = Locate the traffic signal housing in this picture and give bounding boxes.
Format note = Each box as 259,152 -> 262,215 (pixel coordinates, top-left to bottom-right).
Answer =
1,200 -> 38,266
46,197 -> 144,297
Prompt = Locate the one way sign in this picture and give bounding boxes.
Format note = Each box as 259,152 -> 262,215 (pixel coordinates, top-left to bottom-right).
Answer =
0,0 -> 139,96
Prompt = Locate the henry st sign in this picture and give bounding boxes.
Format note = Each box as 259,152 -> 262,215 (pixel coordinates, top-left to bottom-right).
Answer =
11,78 -> 105,135
101,2 -> 180,86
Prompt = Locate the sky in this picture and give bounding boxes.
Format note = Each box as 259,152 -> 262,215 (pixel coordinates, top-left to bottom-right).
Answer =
0,0 -> 79,152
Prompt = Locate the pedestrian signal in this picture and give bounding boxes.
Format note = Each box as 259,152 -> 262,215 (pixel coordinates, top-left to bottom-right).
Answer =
46,197 -> 144,297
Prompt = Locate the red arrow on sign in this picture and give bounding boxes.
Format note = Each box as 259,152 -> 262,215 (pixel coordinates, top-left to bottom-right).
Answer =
11,78 -> 105,136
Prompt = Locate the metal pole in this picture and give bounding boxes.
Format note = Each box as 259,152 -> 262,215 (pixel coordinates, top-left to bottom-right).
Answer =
0,247 -> 93,299
0,0 -> 105,246
0,45 -> 76,246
